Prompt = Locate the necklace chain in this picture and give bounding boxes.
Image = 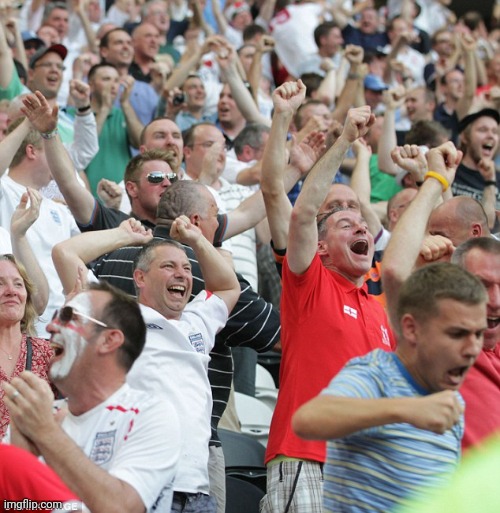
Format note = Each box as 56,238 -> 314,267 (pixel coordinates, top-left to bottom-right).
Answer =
0,345 -> 14,360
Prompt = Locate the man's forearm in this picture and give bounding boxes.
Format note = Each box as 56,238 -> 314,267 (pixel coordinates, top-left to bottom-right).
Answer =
456,49 -> 476,119
221,64 -> 270,126
377,108 -> 398,176
381,179 -> 442,321
44,136 -> 95,225
0,118 -> 30,176
481,183 -> 498,229
36,427 -> 143,513
52,227 -> 136,293
0,22 -> 14,89
261,110 -> 294,249
192,235 -> 239,295
13,236 -> 49,315
294,134 -> 351,218
293,395 -> 418,440
121,101 -> 144,148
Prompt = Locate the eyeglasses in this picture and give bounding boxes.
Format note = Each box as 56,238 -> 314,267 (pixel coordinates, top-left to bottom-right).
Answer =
25,43 -> 43,51
34,62 -> 66,71
52,306 -> 109,329
146,171 -> 178,184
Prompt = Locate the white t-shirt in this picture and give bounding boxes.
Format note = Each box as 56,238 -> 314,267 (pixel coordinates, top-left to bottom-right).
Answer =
0,175 -> 80,335
269,3 -> 324,78
0,227 -> 12,254
127,292 -> 228,494
59,384 -> 180,512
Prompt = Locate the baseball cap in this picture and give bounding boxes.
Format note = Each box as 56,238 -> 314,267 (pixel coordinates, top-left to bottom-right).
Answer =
21,31 -> 44,48
458,108 -> 500,134
364,74 -> 389,92
29,44 -> 68,69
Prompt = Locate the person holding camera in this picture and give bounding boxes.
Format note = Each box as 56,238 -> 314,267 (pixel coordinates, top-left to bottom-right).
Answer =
172,73 -> 217,132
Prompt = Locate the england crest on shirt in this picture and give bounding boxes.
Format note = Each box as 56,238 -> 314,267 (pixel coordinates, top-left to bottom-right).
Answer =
50,209 -> 62,225
90,430 -> 116,465
189,332 -> 205,353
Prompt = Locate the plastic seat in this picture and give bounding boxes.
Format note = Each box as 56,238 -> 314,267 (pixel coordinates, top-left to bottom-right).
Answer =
234,392 -> 273,446
255,364 -> 279,411
256,364 -> 277,390
219,428 -> 266,468
225,476 -> 265,513
219,428 -> 267,492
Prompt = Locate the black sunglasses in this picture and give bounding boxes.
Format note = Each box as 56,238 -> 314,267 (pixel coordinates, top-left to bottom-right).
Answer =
52,306 -> 109,329
146,171 -> 178,184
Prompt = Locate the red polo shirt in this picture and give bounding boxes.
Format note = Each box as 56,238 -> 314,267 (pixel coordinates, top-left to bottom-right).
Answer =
266,253 -> 395,464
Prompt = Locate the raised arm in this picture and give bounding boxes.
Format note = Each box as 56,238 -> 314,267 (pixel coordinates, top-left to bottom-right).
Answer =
382,142 -> 461,325
331,45 -> 365,123
68,79 -> 99,171
477,158 -> 498,229
456,33 -> 477,120
261,80 -> 306,250
10,189 -> 49,315
73,0 -> 99,54
326,0 -> 350,29
287,106 -> 374,275
0,19 -> 15,90
377,86 -> 406,176
162,34 -> 220,94
52,219 -> 153,294
224,154 -> 311,240
315,59 -> 337,107
247,36 -> 275,103
216,40 -> 271,126
0,117 -> 31,177
170,215 -> 240,313
7,17 -> 27,73
349,139 -> 383,238
210,0 -> 229,37
120,76 -> 144,149
21,91 -> 96,225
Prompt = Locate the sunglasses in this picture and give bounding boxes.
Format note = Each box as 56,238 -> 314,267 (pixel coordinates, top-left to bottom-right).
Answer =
52,306 -> 109,329
146,171 -> 178,184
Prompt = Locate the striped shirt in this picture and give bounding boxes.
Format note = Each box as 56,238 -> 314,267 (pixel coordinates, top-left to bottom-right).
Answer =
322,350 -> 463,513
217,177 -> 258,290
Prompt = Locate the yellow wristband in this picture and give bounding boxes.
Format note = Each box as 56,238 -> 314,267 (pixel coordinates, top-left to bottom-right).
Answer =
424,171 -> 449,192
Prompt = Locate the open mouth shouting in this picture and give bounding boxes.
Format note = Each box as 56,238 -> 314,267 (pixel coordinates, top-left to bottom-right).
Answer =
481,143 -> 496,158
350,239 -> 369,256
51,340 -> 64,358
487,315 -> 500,330
446,364 -> 471,388
167,284 -> 187,298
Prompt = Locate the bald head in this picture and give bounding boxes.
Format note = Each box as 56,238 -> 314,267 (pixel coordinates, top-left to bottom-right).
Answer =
428,196 -> 490,247
319,184 -> 361,214
387,188 -> 418,231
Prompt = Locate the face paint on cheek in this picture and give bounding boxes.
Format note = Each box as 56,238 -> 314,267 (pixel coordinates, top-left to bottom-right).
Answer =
50,327 -> 88,380
49,292 -> 93,380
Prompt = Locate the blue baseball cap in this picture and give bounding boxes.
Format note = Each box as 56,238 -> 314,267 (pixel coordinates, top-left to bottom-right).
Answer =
21,30 -> 44,48
364,74 -> 389,92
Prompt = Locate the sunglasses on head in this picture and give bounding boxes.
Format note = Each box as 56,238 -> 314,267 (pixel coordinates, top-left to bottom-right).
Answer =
146,171 -> 178,184
52,306 -> 109,329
